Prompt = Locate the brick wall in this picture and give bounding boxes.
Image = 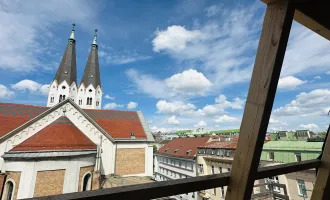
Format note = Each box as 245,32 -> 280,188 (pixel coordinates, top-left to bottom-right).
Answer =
0,173 -> 6,198
78,166 -> 94,191
6,171 -> 21,200
115,148 -> 145,176
34,169 -> 65,197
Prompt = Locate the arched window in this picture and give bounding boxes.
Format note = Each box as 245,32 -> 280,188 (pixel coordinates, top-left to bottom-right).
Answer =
89,89 -> 92,92
82,173 -> 92,191
96,101 -> 99,106
86,98 -> 90,105
63,95 -> 66,100
59,95 -> 63,102
50,97 -> 54,103
2,180 -> 14,200
90,98 -> 92,105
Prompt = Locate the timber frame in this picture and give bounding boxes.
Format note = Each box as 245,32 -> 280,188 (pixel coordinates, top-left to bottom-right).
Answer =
25,0 -> 330,199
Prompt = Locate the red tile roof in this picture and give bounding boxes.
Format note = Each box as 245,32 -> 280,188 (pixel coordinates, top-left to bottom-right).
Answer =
0,103 -> 47,137
84,109 -> 147,139
157,137 -> 210,158
11,116 -> 96,151
0,102 -> 147,139
198,136 -> 239,149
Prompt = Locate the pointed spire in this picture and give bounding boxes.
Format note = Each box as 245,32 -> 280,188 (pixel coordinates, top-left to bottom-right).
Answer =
69,23 -> 75,40
92,29 -> 97,45
80,29 -> 101,88
53,24 -> 77,85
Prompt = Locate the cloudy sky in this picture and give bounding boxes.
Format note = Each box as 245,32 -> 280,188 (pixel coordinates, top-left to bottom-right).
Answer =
1,0 -> 330,133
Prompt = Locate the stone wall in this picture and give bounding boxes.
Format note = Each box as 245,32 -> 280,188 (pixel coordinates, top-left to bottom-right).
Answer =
115,148 -> 145,175
0,173 -> 6,198
34,170 -> 65,197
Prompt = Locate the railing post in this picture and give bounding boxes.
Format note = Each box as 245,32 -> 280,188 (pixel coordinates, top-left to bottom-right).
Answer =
311,125 -> 330,200
224,0 -> 295,199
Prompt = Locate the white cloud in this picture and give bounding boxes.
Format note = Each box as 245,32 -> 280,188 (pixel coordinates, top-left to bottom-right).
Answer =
99,50 -> 151,65
278,76 -> 307,90
326,71 -> 330,75
104,103 -> 124,109
214,125 -> 220,128
104,94 -> 115,100
127,102 -> 138,109
298,123 -> 319,130
314,76 -> 321,80
194,121 -> 207,127
165,69 -> 212,96
0,0 -> 101,72
168,115 -> 180,125
205,4 -> 223,17
214,115 -> 239,123
150,126 -> 170,133
269,118 -> 288,126
0,84 -> 15,99
152,25 -> 203,52
11,79 -> 49,96
126,68 -> 212,99
273,89 -> 330,117
156,100 -> 196,115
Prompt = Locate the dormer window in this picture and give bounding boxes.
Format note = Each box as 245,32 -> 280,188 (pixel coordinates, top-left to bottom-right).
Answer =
186,150 -> 192,155
89,89 -> 92,92
165,148 -> 169,153
62,86 -> 66,89
174,149 -> 179,153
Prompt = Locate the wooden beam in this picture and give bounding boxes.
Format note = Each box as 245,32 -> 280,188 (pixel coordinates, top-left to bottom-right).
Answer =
295,0 -> 330,41
225,1 -> 295,200
25,161 -> 319,200
311,126 -> 330,200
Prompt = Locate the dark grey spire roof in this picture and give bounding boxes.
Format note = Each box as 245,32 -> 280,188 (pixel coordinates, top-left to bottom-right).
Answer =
80,29 -> 101,88
54,24 -> 77,86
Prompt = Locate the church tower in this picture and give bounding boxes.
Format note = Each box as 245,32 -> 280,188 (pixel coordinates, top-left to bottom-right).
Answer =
77,29 -> 102,109
47,24 -> 77,107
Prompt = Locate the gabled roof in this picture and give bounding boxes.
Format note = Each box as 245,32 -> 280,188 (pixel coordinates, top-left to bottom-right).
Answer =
0,103 -> 48,137
11,116 -> 96,151
157,137 -> 210,159
198,136 -> 239,149
0,101 -> 148,141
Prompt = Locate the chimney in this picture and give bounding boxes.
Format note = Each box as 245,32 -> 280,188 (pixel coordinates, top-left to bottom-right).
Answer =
130,132 -> 136,139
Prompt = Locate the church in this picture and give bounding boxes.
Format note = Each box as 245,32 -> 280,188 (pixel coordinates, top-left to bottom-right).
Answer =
0,25 -> 154,200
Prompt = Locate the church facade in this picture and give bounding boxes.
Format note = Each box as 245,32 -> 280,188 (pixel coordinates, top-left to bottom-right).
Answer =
0,25 -> 154,200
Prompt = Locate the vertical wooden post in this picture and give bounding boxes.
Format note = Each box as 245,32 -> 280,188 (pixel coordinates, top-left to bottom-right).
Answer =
225,0 -> 295,199
311,125 -> 330,200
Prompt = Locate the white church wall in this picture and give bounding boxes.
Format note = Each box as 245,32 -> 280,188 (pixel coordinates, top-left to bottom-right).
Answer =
76,84 -> 86,108
4,155 -> 95,199
85,84 -> 96,110
47,81 -> 58,107
95,86 -> 102,109
69,83 -> 78,101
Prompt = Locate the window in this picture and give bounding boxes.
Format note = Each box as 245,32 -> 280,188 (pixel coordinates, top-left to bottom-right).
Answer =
63,95 -> 66,100
90,98 -> 92,105
3,181 -> 14,200
174,149 -> 179,153
165,149 -> 169,153
79,99 -> 82,105
199,164 -> 204,173
62,86 -> 66,89
268,152 -> 274,161
227,168 -> 231,172
96,101 -> 99,106
265,176 -> 280,192
211,150 -> 214,155
179,161 -> 182,167
297,179 -> 307,197
219,167 -> 222,174
82,173 -> 92,191
59,95 -> 63,102
295,153 -> 302,162
50,97 -> 54,103
89,89 -> 92,92
211,166 -> 215,174
186,150 -> 191,155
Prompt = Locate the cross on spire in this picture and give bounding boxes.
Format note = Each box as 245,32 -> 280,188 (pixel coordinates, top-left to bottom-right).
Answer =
69,23 -> 76,40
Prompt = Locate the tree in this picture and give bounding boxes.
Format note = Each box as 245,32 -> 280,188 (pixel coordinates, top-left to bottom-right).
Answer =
153,145 -> 157,153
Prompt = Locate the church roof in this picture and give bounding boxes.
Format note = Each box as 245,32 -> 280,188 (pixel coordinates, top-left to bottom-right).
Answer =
0,103 -> 48,137
11,116 -> 96,151
80,30 -> 101,88
53,25 -> 77,86
0,102 -> 148,141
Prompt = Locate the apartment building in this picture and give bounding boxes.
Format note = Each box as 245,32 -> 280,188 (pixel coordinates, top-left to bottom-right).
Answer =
154,137 -> 216,200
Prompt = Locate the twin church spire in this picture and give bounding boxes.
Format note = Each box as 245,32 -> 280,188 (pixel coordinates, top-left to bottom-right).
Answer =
47,24 -> 102,109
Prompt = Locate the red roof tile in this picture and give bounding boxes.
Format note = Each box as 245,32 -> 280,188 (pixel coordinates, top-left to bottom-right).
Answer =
84,109 -> 147,139
198,136 -> 239,149
157,137 -> 210,158
0,103 -> 147,139
0,103 -> 47,137
11,116 -> 96,151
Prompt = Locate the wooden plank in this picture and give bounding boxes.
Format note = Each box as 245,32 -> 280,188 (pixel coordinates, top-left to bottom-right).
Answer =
311,125 -> 330,200
225,1 -> 295,200
256,159 -> 320,179
24,161 -> 319,200
25,173 -> 230,200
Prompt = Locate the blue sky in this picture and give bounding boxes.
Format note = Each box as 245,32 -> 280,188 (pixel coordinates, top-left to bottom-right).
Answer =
1,0 -> 330,133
